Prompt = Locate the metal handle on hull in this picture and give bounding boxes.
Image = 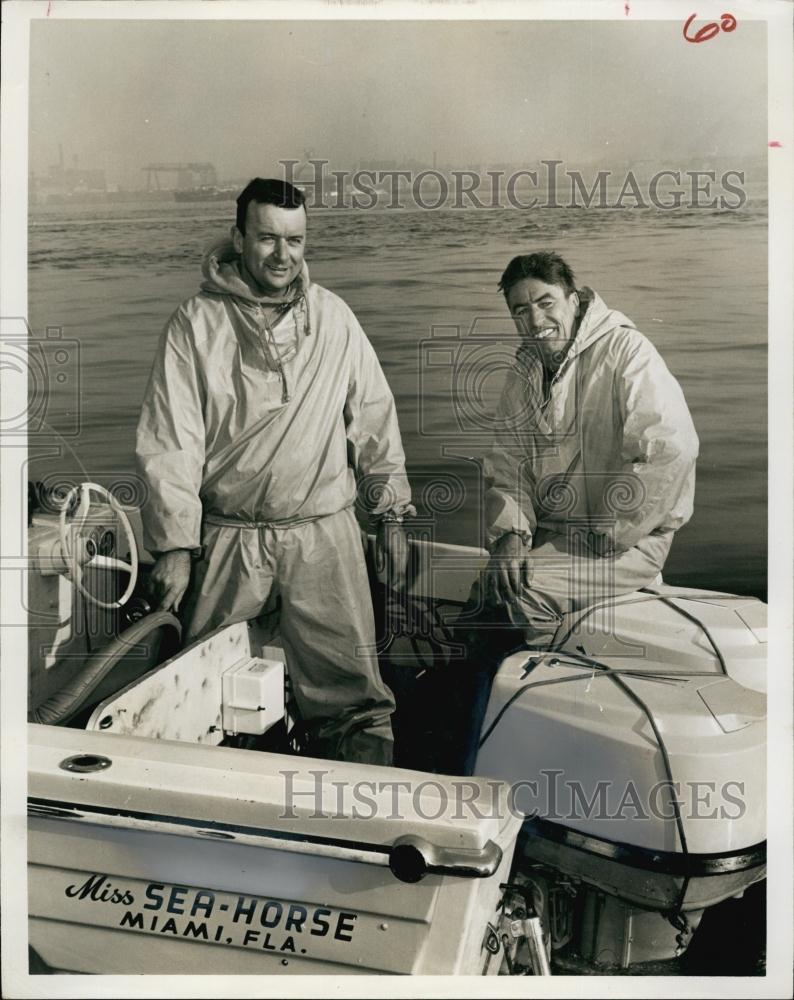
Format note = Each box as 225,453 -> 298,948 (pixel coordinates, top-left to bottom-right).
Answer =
28,796 -> 503,882
388,834 -> 503,883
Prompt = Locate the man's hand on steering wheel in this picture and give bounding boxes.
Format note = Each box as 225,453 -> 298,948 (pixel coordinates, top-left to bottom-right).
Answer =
486,531 -> 533,606
149,549 -> 192,613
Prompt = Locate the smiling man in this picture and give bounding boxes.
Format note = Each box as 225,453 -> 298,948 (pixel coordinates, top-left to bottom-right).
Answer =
483,250 -> 699,613
441,250 -> 700,774
135,178 -> 413,765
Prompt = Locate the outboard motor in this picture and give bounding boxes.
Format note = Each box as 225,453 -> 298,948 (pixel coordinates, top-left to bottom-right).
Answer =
474,586 -> 767,971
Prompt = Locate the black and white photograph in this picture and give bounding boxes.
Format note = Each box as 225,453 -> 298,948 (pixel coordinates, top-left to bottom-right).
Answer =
1,0 -> 792,995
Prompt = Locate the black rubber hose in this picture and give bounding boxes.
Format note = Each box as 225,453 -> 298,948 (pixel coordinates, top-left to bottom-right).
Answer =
29,611 -> 182,726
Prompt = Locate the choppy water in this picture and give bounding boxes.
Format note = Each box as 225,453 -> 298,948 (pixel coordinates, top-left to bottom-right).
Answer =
28,198 -> 767,597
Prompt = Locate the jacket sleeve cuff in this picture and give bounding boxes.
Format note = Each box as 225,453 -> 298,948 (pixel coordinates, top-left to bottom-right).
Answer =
377,503 -> 417,524
150,545 -> 204,561
487,527 -> 534,553
141,509 -> 203,558
484,485 -> 535,551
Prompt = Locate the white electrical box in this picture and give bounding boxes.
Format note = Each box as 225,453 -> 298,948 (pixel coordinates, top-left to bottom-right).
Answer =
221,656 -> 285,735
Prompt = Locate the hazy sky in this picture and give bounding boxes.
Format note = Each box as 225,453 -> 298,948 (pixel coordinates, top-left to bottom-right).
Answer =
29,17 -> 767,187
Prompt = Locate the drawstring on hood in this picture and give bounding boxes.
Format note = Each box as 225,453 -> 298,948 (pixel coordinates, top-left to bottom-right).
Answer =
200,237 -> 312,404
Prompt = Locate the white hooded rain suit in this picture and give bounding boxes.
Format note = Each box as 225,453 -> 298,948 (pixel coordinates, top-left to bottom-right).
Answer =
483,286 -> 699,644
439,287 -> 700,775
136,239 -> 413,764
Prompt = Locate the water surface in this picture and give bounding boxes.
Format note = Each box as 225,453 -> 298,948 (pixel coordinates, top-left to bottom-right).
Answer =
28,198 -> 767,597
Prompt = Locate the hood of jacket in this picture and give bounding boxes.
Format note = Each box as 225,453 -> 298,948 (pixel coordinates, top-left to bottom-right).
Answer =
200,236 -> 311,307
571,286 -> 636,353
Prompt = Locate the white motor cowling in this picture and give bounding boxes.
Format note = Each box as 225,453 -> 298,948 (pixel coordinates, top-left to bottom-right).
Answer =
475,585 -> 766,968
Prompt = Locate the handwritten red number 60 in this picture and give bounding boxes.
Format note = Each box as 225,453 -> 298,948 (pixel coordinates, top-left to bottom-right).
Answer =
683,12 -> 737,44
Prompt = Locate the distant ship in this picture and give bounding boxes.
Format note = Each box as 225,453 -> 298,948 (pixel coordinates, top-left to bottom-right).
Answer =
173,185 -> 237,202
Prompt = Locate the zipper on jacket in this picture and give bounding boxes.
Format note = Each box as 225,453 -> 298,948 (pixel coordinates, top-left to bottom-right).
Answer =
259,303 -> 293,404
542,366 -> 563,411
541,344 -> 579,411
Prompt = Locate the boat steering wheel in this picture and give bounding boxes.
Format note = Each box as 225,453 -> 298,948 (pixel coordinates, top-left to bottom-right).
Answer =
58,482 -> 139,609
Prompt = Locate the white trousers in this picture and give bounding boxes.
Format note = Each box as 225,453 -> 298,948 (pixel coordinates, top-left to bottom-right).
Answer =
182,507 -> 395,764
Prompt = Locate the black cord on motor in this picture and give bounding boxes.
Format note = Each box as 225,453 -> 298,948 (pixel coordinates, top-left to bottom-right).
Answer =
480,585 -> 755,917
554,589 -> 734,677
476,651 -> 725,919
605,669 -> 692,916
478,660 -> 719,748
478,670 -> 609,747
552,593 -> 676,649
639,588 -> 729,676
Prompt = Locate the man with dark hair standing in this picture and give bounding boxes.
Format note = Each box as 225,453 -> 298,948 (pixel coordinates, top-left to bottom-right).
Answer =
136,178 -> 413,765
445,250 -> 699,773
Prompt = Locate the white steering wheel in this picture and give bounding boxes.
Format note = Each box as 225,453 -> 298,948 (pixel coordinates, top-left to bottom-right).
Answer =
58,482 -> 139,609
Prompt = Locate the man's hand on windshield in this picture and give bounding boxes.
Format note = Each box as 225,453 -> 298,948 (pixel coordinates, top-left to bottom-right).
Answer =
377,520 -> 409,591
149,549 -> 192,612
486,531 -> 533,606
